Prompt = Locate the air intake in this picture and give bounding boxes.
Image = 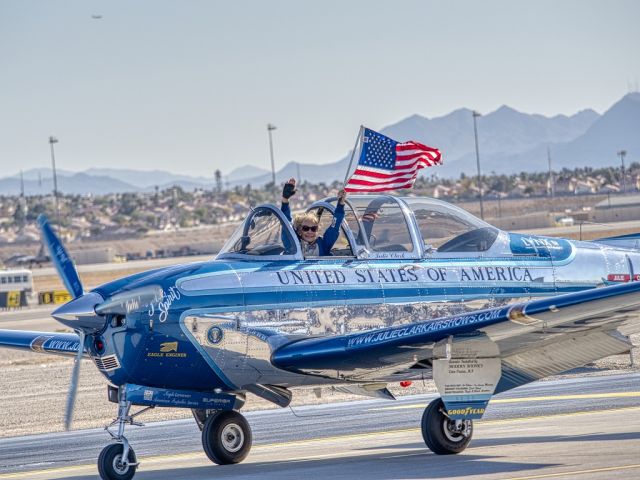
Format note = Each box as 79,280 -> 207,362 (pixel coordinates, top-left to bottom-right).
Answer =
93,355 -> 120,372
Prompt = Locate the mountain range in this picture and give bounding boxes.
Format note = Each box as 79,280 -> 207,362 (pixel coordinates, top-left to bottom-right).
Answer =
3,93 -> 638,195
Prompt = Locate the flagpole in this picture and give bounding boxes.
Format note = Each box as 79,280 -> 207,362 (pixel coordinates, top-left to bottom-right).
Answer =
343,125 -> 364,185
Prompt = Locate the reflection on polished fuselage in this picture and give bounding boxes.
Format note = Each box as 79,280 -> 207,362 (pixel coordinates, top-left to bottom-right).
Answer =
87,195 -> 640,391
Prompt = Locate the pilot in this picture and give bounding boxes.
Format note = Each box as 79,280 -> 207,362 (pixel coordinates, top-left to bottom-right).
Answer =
281,178 -> 346,256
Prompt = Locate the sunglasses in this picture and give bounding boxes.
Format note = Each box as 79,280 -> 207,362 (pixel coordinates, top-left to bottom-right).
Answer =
300,225 -> 318,232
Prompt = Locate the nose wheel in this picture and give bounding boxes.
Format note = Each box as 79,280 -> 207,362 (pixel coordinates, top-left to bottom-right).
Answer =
421,398 -> 473,454
202,411 -> 252,464
98,443 -> 137,480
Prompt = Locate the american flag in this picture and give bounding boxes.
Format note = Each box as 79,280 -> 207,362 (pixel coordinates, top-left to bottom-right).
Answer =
345,128 -> 442,192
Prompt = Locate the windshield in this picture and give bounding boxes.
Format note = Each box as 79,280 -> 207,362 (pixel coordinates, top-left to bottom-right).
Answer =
340,196 -> 414,254
402,198 -> 498,252
217,207 -> 297,257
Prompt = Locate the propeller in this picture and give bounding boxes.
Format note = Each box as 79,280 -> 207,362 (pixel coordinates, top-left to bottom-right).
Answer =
37,215 -> 107,430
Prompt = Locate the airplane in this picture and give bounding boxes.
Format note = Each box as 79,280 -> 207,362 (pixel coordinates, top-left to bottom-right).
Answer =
1,193 -> 640,480
3,244 -> 50,268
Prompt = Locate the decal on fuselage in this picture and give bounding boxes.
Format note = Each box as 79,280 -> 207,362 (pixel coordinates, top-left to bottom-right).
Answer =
147,341 -> 187,358
247,265 -> 544,290
147,286 -> 181,323
509,233 -> 573,262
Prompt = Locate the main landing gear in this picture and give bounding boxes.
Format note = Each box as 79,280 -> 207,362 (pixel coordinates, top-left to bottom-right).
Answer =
193,409 -> 253,464
202,410 -> 253,464
421,398 -> 473,455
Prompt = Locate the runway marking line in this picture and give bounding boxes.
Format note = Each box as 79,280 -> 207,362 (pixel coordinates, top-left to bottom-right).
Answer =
1,405 -> 639,479
370,391 -> 640,411
504,463 -> 640,480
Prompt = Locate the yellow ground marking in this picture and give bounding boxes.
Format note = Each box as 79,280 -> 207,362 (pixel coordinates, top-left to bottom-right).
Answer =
1,405 -> 639,479
370,391 -> 640,411
504,463 -> 640,480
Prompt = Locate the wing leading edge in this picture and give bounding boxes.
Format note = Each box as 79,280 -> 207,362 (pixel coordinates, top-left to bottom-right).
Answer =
271,281 -> 640,390
0,329 -> 83,357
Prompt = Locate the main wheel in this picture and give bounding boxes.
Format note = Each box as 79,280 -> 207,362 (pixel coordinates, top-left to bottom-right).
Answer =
97,443 -> 137,480
421,398 -> 473,455
202,411 -> 252,465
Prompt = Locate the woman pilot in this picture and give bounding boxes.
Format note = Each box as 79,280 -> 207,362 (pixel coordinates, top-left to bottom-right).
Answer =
280,178 -> 347,256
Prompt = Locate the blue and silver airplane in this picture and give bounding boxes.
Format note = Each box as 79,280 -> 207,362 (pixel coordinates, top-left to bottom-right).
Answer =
1,194 -> 640,480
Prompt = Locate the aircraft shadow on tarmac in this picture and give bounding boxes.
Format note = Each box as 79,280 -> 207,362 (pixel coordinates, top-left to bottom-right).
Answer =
371,430 -> 640,451
61,452 -> 555,480
468,430 -> 640,448
28,431 -> 640,479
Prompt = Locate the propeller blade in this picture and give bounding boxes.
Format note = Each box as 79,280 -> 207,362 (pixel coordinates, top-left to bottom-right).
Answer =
37,214 -> 83,299
64,330 -> 85,430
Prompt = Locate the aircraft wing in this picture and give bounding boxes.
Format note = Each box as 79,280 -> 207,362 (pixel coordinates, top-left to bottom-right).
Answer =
0,330 -> 83,357
272,281 -> 640,393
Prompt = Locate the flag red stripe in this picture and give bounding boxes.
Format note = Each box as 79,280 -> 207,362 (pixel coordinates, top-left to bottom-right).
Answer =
351,167 -> 418,180
397,151 -> 442,162
345,181 -> 415,192
347,174 -> 418,187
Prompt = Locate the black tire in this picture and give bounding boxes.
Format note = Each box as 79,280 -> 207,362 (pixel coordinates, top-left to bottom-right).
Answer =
421,398 -> 473,455
202,411 -> 252,465
97,443 -> 137,480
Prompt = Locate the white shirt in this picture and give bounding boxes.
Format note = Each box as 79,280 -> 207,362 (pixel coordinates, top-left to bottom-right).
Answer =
301,240 -> 320,257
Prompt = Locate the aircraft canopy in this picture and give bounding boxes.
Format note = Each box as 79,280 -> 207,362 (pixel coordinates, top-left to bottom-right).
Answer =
217,195 -> 499,260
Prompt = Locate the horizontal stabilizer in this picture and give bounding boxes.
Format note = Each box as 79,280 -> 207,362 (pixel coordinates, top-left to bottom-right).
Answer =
331,384 -> 396,400
244,384 -> 292,407
592,232 -> 640,250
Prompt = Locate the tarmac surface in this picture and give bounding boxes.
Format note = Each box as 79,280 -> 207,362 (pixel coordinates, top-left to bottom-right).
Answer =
1,373 -> 639,480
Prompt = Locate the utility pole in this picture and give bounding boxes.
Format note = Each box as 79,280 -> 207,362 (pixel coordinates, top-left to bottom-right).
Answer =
617,150 -> 627,194
472,111 -> 484,219
267,124 -> 277,201
19,170 -> 26,231
547,146 -> 555,200
49,136 -> 61,229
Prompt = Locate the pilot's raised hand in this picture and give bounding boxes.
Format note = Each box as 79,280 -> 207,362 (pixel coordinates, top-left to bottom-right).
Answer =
337,188 -> 347,205
282,178 -> 297,203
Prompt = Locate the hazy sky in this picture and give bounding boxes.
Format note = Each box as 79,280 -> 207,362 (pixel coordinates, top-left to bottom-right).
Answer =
1,0 -> 639,179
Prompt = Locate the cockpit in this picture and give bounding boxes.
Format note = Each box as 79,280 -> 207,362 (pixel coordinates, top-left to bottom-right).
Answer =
216,195 -> 500,261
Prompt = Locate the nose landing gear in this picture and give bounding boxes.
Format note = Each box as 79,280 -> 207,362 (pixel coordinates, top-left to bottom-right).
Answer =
98,389 -> 153,480
98,443 -> 138,480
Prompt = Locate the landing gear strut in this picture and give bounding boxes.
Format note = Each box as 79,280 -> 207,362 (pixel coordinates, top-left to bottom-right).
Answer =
202,411 -> 253,465
98,389 -> 152,480
421,398 -> 473,454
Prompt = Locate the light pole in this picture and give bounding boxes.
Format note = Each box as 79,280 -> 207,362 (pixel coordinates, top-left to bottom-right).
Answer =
617,150 -> 627,194
267,124 -> 277,201
472,111 -> 484,219
49,136 -> 61,228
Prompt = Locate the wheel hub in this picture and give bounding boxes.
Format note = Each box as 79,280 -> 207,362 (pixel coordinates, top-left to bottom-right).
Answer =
113,454 -> 129,474
443,418 -> 471,442
221,423 -> 244,452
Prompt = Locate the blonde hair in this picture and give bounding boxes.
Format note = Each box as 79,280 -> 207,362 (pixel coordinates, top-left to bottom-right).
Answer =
293,212 -> 319,232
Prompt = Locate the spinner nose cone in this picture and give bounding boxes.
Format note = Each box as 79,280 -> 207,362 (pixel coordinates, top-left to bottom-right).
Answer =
52,292 -> 106,332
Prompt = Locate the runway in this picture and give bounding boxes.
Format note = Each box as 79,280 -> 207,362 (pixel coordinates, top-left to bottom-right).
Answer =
1,373 -> 639,479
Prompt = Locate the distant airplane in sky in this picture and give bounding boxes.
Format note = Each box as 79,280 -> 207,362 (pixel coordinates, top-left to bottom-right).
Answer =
91,15 -> 103,20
